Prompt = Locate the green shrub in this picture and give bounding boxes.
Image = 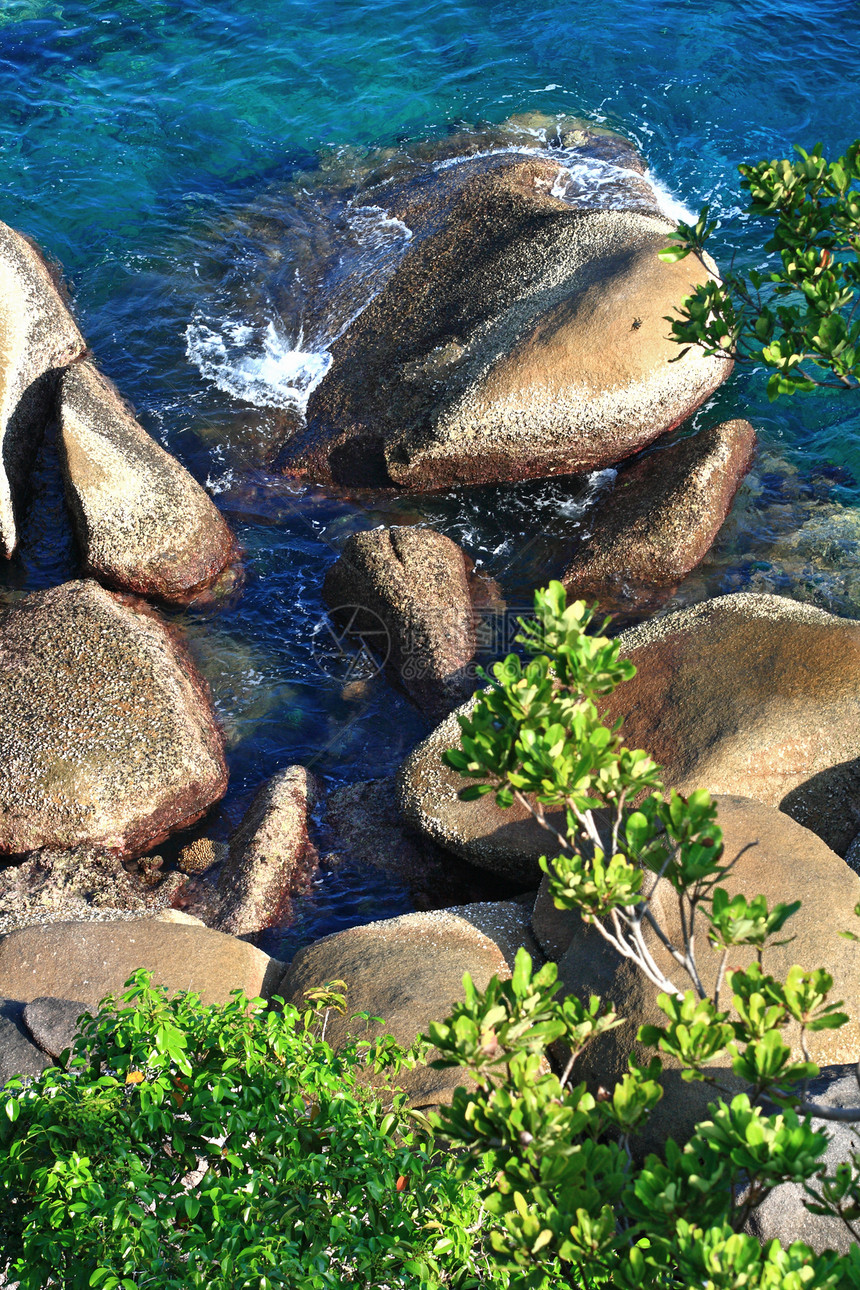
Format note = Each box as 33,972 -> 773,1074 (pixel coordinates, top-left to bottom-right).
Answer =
659,139 -> 860,398
0,975 -> 535,1289
428,583 -> 860,1289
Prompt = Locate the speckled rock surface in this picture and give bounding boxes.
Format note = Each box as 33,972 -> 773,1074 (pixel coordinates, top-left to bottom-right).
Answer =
396,695 -> 564,883
278,904 -> 534,1106
0,579 -> 228,858
323,527 -> 477,719
60,361 -> 238,604
561,419 -> 757,608
553,796 -> 860,1150
277,152 -> 729,491
0,846 -> 186,936
0,221 -> 86,557
326,777 -> 528,907
23,996 -> 88,1059
604,593 -> 860,856
746,1065 -> 860,1255
0,920 -> 285,1008
213,766 -> 319,937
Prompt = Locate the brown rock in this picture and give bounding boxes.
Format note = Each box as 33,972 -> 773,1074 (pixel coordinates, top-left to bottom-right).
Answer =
0,919 -> 284,1008
323,527 -> 477,719
561,419 -> 756,607
550,796 -> 860,1148
0,580 -> 228,858
278,904 -> 535,1107
278,153 -> 729,491
604,593 -> 860,856
0,222 -> 85,557
213,767 -> 319,937
59,362 -> 238,604
396,697 -> 565,884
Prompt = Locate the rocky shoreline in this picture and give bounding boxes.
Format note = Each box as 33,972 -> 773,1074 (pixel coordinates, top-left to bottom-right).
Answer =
2,117 -> 859,1251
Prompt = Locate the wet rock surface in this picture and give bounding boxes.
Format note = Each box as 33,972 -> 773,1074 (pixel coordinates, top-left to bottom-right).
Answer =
604,592 -> 860,856
561,419 -> 756,608
0,220 -> 85,558
323,526 -> 478,719
213,765 -> 319,937
277,151 -> 729,491
0,846 -> 186,936
0,580 -> 228,858
60,361 -> 239,604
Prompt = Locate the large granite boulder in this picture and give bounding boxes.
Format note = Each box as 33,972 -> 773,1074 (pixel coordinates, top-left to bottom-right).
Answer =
278,904 -> 539,1106
0,580 -> 227,858
60,361 -> 238,604
323,527 -> 477,719
0,221 -> 86,556
0,919 -> 284,1008
396,697 -> 563,884
544,797 -> 860,1150
277,152 -> 729,491
561,419 -> 756,608
604,593 -> 860,857
213,766 -> 319,937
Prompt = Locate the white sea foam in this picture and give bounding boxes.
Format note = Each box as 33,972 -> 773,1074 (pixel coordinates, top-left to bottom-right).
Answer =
186,316 -> 331,412
644,171 -> 698,225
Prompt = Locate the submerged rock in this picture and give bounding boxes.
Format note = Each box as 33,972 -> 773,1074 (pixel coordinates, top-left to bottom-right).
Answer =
278,152 -> 729,491
604,592 -> 860,856
278,903 -> 538,1106
0,919 -> 285,1008
213,766 -> 319,937
561,419 -> 756,607
323,526 -> 477,719
0,221 -> 86,557
60,361 -> 238,604
0,580 -> 227,858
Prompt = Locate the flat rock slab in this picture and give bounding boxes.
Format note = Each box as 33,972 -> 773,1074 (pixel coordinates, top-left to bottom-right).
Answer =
279,905 -> 534,1107
604,592 -> 860,856
561,419 -> 756,607
0,220 -> 85,557
0,579 -> 227,857
60,362 -> 238,604
279,153 -> 729,491
23,996 -> 88,1058
323,526 -> 477,719
0,920 -> 285,1009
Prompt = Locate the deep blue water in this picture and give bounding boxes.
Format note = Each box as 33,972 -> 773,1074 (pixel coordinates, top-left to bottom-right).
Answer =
1,0 -> 859,953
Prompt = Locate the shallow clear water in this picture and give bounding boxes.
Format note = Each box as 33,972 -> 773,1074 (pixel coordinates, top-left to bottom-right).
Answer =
1,0 -> 858,953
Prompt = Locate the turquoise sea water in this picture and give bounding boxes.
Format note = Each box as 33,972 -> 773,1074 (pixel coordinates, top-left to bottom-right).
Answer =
1,0 -> 859,952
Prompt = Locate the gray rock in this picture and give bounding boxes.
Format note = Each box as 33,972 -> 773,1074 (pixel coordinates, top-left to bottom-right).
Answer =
60,362 -> 239,604
213,766 -> 319,938
0,221 -> 85,557
23,996 -> 88,1059
0,1000 -> 50,1084
747,1066 -> 860,1255
0,579 -> 228,858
